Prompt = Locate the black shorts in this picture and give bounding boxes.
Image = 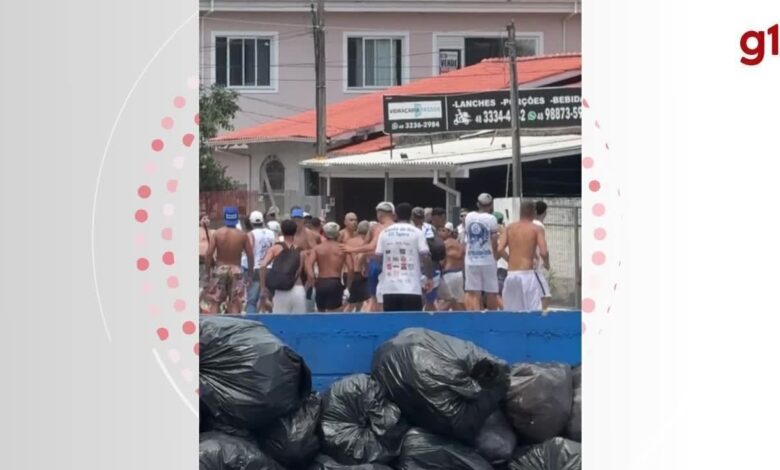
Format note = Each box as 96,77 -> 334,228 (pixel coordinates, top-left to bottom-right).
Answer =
315,277 -> 345,310
383,294 -> 423,312
344,273 -> 370,304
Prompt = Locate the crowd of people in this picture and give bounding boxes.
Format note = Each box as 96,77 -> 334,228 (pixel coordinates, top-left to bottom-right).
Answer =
198,193 -> 552,314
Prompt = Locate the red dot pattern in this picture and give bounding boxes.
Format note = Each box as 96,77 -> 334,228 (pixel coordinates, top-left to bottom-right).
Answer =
157,328 -> 169,341
139,87 -> 200,398
136,258 -> 150,271
589,180 -> 601,192
582,298 -> 595,313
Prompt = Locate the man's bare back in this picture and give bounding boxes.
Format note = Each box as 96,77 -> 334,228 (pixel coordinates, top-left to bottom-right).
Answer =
295,226 -> 321,251
312,240 -> 351,279
502,220 -> 545,271
210,227 -> 253,267
443,238 -> 465,271
344,235 -> 368,275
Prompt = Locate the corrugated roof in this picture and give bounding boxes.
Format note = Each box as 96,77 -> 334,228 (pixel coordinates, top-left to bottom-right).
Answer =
210,53 -> 581,146
301,134 -> 581,172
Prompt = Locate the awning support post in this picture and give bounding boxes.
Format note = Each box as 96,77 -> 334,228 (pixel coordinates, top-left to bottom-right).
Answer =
433,170 -> 461,219
384,172 -> 393,202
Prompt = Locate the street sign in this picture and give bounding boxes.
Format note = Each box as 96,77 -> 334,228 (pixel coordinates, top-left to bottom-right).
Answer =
383,87 -> 581,134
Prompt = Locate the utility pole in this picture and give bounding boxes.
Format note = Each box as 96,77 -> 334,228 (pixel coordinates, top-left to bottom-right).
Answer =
312,0 -> 326,159
507,21 -> 522,202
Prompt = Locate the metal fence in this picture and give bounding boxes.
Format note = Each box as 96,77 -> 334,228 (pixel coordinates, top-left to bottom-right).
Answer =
542,203 -> 582,309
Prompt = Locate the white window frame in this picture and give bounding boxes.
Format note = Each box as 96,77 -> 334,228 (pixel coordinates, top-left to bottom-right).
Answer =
210,30 -> 279,93
431,31 -> 544,76
343,31 -> 410,93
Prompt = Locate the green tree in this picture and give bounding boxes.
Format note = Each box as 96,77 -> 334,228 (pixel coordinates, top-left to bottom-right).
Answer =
199,84 -> 240,191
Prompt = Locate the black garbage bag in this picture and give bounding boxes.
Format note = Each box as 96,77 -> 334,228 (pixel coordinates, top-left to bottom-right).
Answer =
200,316 -> 312,433
474,410 -> 517,464
565,366 -> 581,442
395,428 -> 494,470
306,454 -> 394,470
199,432 -> 286,470
320,374 -> 408,464
371,328 -> 510,442
507,437 -> 581,470
260,393 -> 322,468
505,363 -> 572,443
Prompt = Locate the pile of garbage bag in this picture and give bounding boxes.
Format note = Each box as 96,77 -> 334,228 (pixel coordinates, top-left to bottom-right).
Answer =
199,316 -> 582,470
371,328 -> 510,442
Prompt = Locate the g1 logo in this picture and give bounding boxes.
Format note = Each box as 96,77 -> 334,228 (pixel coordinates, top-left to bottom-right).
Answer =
740,24 -> 778,66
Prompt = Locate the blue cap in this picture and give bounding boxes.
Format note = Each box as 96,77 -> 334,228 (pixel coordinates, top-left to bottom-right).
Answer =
223,206 -> 239,227
290,207 -> 304,218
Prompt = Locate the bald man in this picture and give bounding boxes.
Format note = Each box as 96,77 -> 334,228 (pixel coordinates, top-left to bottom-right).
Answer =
338,212 -> 360,242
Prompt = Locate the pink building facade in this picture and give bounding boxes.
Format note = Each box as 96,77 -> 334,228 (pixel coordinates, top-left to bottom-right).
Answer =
200,1 -> 581,129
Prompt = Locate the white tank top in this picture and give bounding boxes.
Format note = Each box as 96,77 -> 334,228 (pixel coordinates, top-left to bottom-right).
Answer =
250,228 -> 276,269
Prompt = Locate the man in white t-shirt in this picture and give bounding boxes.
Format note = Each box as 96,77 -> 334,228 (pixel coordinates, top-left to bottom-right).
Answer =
533,200 -> 552,310
375,203 -> 433,312
463,193 -> 500,311
246,211 -> 277,314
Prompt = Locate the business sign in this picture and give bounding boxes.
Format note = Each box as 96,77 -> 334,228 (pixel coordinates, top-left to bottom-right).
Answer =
383,95 -> 447,133
383,87 -> 581,134
438,49 -> 461,74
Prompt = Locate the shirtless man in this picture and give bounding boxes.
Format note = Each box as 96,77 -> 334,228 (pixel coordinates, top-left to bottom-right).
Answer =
342,202 -> 395,311
199,213 -> 214,286
200,206 -> 254,314
497,201 -> 549,312
343,220 -> 371,311
306,222 -> 354,312
291,206 -> 321,311
436,224 -> 466,311
533,200 -> 553,310
338,212 -> 360,242
260,219 -> 308,313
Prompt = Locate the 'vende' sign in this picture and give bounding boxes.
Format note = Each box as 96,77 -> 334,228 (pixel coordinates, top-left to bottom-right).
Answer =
383,87 -> 581,134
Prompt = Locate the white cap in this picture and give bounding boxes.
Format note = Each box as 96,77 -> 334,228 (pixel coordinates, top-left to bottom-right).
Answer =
267,220 -> 281,233
376,201 -> 395,213
303,211 -> 312,218
477,193 -> 493,206
249,210 -> 264,224
444,222 -> 455,232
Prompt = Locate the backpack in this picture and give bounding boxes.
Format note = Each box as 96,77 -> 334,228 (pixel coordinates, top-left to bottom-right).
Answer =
428,236 -> 446,263
266,242 -> 301,291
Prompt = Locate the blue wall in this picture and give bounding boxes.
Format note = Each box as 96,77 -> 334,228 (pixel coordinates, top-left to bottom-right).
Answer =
247,311 -> 582,391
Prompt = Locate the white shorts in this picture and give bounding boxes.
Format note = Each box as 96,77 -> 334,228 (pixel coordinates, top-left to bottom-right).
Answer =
536,268 -> 552,299
464,264 -> 499,294
272,285 -> 307,313
502,270 -> 544,312
439,270 -> 465,302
